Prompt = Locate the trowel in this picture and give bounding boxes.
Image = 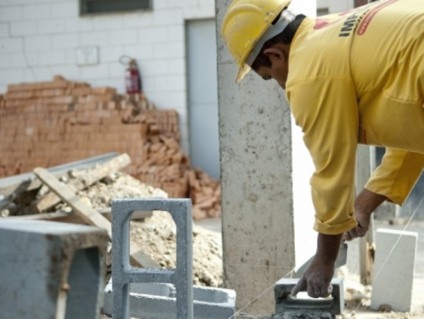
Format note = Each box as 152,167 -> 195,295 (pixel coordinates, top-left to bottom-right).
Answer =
274,243 -> 348,318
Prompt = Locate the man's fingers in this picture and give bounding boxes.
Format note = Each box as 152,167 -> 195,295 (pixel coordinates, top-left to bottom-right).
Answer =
291,277 -> 306,297
356,223 -> 368,237
328,283 -> 333,294
343,224 -> 369,242
342,231 -> 353,241
308,282 -> 333,298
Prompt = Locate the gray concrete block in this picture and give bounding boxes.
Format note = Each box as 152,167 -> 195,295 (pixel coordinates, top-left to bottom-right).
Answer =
103,281 -> 236,319
371,228 -> 418,312
274,278 -> 344,317
0,219 -> 108,319
111,198 -> 193,319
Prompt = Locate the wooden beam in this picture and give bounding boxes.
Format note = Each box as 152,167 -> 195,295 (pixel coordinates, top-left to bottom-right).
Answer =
36,153 -> 131,212
0,152 -> 119,197
6,208 -> 112,224
33,167 -> 159,269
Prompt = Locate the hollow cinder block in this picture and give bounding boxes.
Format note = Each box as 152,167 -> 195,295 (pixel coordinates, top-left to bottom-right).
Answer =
0,219 -> 108,319
111,198 -> 193,319
103,281 -> 236,319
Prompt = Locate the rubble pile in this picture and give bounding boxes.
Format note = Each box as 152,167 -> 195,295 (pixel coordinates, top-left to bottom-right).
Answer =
0,158 -> 223,288
0,76 -> 220,219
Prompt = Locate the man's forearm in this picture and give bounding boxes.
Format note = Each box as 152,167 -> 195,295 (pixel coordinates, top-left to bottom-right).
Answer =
316,232 -> 343,264
343,188 -> 387,241
291,232 -> 343,297
356,188 -> 387,217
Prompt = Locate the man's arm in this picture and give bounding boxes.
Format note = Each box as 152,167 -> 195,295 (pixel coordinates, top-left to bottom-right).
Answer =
291,233 -> 342,298
343,189 -> 387,241
292,189 -> 387,297
365,148 -> 424,204
345,149 -> 424,240
286,78 -> 359,297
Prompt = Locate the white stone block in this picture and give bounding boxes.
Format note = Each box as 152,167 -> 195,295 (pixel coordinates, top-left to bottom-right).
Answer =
51,2 -> 78,18
24,35 -> 51,51
0,6 -> 23,22
0,22 -> 9,37
0,37 -> 22,53
38,50 -> 66,66
38,19 -> 66,34
109,29 -> 138,46
52,33 -> 79,49
22,4 -> 51,20
10,21 -> 37,36
371,228 -> 418,312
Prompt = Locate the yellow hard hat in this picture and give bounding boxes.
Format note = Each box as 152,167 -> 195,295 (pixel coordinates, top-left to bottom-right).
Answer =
221,0 -> 292,83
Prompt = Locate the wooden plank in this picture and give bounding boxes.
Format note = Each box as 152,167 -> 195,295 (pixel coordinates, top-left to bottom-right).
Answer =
7,211 -> 86,224
7,207 -> 152,223
6,208 -> 112,224
34,167 -> 112,233
36,153 -> 131,212
0,152 -> 119,196
33,167 -> 159,268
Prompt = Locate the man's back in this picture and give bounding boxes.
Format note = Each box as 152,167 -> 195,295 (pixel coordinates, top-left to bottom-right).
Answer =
287,0 -> 424,153
349,0 -> 424,103
284,0 -> 424,235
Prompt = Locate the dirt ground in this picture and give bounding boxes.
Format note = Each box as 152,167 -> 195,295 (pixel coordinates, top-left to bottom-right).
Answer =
4,170 -> 422,319
74,172 -> 223,288
48,173 -> 424,319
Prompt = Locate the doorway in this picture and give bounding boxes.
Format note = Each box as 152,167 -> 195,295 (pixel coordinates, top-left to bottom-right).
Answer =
186,19 -> 220,180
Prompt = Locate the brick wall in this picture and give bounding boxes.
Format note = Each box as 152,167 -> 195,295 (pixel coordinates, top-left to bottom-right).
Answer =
0,0 -> 216,153
0,76 -> 220,219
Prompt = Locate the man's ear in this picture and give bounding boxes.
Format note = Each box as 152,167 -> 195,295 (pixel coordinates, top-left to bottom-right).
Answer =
263,47 -> 286,63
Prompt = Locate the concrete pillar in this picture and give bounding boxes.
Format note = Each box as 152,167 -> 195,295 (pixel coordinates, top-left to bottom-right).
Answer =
216,1 -> 294,313
216,0 -> 315,314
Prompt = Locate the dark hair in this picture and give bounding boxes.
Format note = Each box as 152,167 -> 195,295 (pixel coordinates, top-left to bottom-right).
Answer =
251,14 -> 306,71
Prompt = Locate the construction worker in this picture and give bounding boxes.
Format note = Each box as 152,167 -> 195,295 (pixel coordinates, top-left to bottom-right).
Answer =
221,0 -> 424,298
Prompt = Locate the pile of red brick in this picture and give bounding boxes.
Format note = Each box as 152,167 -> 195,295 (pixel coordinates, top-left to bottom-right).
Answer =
0,76 -> 221,219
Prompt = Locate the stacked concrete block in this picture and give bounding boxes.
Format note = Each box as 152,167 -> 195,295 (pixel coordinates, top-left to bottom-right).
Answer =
0,219 -> 108,319
274,278 -> 344,319
111,198 -> 193,319
371,228 -> 418,312
103,281 -> 236,319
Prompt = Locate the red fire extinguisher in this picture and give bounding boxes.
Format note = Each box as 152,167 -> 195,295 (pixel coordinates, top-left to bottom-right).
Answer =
120,56 -> 142,94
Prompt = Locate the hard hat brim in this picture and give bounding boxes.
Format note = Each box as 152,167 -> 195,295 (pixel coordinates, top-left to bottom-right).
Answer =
236,63 -> 252,83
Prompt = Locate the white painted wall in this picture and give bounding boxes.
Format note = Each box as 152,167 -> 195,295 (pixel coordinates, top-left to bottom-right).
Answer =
186,19 -> 220,180
0,0 -> 215,153
317,0 -> 354,13
289,0 -> 319,271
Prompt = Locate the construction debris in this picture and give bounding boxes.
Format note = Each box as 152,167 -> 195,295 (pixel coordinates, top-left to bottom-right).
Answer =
0,154 -> 223,287
0,76 -> 221,219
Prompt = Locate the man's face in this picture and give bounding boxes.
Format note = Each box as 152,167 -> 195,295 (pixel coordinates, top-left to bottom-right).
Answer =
253,46 -> 289,89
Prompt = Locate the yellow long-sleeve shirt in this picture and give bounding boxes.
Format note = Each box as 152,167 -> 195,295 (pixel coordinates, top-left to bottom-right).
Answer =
286,0 -> 424,235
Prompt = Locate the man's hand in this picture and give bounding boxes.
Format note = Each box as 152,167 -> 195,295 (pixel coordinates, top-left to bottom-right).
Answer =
291,255 -> 335,298
343,189 -> 387,241
291,233 -> 342,298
